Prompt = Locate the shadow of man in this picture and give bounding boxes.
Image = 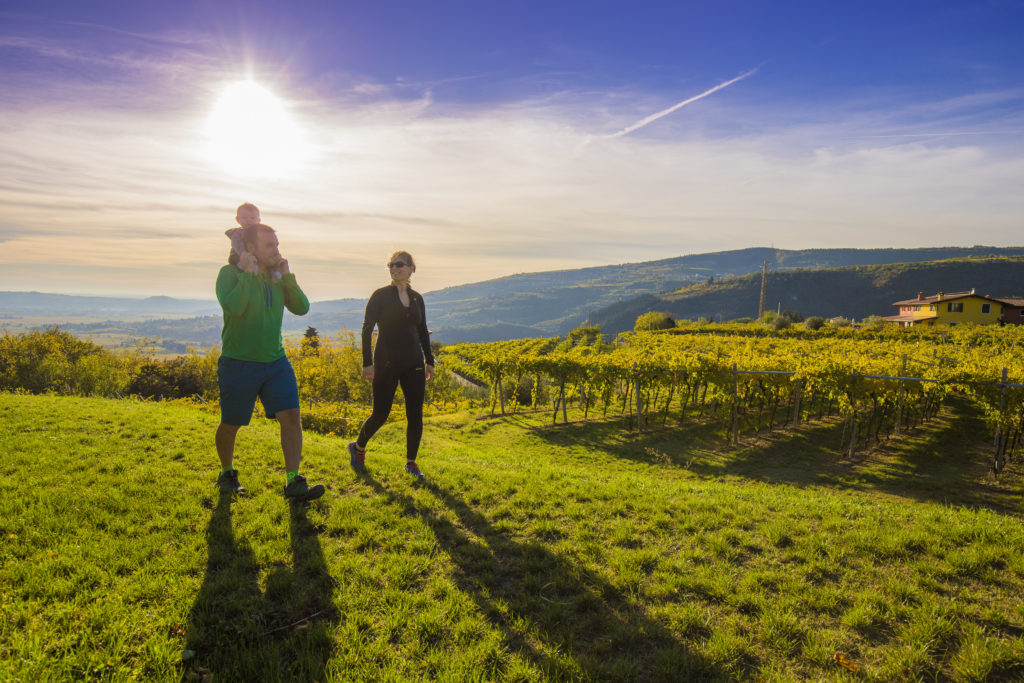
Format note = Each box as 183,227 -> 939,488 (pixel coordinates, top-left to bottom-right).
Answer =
363,477 -> 723,680
181,494 -> 338,682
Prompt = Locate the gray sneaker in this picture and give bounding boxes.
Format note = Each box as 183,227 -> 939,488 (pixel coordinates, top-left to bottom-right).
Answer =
216,469 -> 245,494
284,474 -> 325,502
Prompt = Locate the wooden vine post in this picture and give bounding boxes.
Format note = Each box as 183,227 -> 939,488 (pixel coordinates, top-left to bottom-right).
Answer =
730,363 -> 739,445
634,362 -> 643,430
895,355 -> 906,437
497,368 -> 506,415
847,373 -> 858,460
994,367 -> 1009,474
792,378 -> 804,427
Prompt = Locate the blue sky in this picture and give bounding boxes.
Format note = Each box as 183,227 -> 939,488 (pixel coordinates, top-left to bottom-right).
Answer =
1,1 -> 1022,299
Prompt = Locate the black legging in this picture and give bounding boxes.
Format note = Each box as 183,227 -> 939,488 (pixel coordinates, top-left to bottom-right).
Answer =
355,365 -> 426,460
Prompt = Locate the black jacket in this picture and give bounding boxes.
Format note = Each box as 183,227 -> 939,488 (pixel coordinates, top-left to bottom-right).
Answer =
361,285 -> 434,370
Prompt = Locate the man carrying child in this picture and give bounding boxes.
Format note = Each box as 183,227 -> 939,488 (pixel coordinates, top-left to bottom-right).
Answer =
214,203 -> 324,501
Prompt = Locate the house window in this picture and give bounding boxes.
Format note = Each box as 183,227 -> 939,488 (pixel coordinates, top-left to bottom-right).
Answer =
929,305 -> 935,312
982,303 -> 991,314
948,302 -> 964,313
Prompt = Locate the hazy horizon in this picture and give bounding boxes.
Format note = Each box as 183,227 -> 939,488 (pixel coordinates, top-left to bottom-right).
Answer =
6,243 -> 1024,304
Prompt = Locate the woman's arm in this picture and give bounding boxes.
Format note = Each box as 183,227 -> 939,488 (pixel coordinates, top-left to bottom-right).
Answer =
361,290 -> 381,369
416,294 -> 434,366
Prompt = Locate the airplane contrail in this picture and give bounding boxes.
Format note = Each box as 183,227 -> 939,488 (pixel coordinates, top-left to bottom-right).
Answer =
607,68 -> 758,138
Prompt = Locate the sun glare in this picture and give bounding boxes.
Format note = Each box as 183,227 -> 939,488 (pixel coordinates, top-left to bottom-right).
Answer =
206,80 -> 307,178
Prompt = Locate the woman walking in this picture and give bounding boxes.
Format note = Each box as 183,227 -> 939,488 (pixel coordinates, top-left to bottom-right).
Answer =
348,250 -> 434,478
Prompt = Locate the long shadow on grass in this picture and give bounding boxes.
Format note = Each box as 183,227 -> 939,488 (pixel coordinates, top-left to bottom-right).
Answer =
181,494 -> 338,682
528,399 -> 1021,515
363,477 -> 729,680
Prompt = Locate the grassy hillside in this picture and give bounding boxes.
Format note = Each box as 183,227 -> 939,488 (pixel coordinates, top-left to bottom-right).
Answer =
2,392 -> 1023,680
593,256 -> 1024,334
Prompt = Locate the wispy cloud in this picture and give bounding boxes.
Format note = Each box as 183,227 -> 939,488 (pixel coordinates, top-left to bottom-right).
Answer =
606,68 -> 758,138
849,131 -> 1022,139
1,32 -> 1023,300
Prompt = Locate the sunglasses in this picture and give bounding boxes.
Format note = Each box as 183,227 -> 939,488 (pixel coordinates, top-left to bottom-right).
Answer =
387,261 -> 410,268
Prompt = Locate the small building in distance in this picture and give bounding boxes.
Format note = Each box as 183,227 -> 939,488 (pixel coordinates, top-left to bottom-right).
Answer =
885,290 -> 1006,327
996,297 -> 1024,325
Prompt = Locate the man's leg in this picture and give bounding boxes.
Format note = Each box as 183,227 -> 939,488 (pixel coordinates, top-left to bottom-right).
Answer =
216,423 -> 241,468
277,408 -> 303,471
216,355 -> 257,494
262,357 -> 322,500
278,407 -> 323,501
214,422 -> 246,493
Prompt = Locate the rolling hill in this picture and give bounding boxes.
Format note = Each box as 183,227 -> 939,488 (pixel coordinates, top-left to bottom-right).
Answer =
328,246 -> 1024,341
8,246 -> 1024,347
591,256 -> 1024,334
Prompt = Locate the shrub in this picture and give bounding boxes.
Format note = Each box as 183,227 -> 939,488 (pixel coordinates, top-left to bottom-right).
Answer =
859,315 -> 889,329
71,353 -> 134,397
635,312 -> 676,332
804,316 -> 826,331
426,365 -> 464,409
564,325 -> 603,348
781,308 -> 804,323
0,328 -> 127,396
289,333 -> 369,404
301,401 -> 369,437
127,353 -> 218,399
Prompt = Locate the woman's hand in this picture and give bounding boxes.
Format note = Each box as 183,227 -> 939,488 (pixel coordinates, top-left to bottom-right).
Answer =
424,364 -> 434,382
361,365 -> 374,382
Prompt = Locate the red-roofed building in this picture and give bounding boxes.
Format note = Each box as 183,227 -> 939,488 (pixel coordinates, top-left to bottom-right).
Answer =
885,290 -> 1005,327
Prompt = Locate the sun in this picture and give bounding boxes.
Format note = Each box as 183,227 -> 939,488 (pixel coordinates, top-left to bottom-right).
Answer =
206,80 -> 307,177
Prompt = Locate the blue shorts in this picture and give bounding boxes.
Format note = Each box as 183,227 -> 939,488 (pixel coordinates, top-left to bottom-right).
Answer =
218,355 -> 300,426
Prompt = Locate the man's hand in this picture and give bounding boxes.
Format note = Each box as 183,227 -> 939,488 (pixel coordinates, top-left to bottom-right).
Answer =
277,259 -> 290,275
238,251 -> 257,274
425,364 -> 434,382
361,365 -> 374,382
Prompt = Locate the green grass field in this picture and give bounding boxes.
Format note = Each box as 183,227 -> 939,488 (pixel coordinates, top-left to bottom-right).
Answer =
1,392 -> 1023,681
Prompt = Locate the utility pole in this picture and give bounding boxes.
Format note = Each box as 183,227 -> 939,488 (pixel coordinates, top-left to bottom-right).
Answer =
758,260 -> 768,320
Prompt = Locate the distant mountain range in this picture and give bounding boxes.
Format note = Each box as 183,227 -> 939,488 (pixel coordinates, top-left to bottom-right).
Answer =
0,291 -> 219,317
5,246 -> 1024,348
309,245 -> 1024,341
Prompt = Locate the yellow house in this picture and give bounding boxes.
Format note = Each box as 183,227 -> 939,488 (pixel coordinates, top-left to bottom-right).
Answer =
885,290 -> 1004,327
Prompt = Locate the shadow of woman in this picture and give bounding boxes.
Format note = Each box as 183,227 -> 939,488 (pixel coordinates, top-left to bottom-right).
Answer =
363,477 -> 725,680
181,493 -> 338,682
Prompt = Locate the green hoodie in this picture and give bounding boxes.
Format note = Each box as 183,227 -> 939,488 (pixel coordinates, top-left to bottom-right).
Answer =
216,265 -> 310,362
